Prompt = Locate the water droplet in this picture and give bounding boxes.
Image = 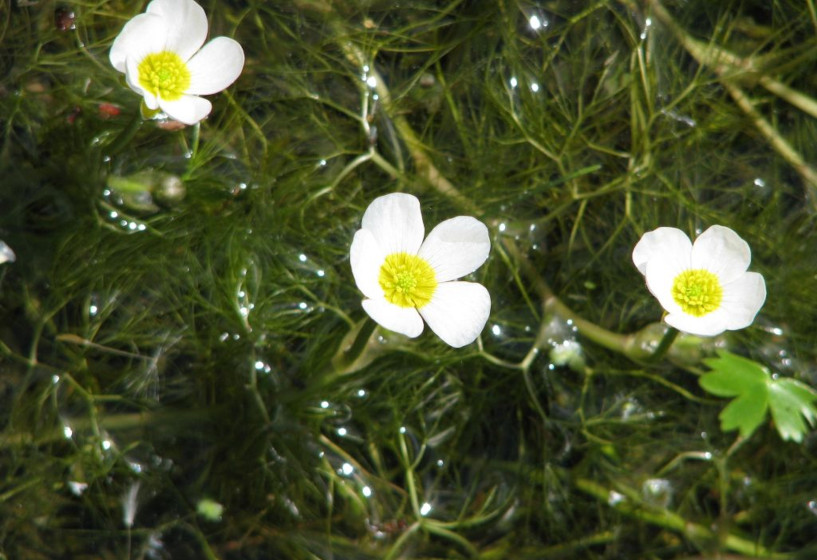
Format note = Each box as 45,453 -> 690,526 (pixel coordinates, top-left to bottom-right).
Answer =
491,324 -> 502,337
608,491 -> 625,506
362,486 -> 372,497
341,462 -> 354,476
298,253 -> 307,262
529,15 -> 543,30
337,427 -> 347,437
68,481 -> 88,496
642,478 -> 673,508
320,401 -> 330,409
530,82 -> 540,93
420,502 -> 432,516
509,76 -> 518,89
63,426 -> 73,439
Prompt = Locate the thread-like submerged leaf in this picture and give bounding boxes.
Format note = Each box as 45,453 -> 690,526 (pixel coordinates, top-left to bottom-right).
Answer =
700,350 -> 817,442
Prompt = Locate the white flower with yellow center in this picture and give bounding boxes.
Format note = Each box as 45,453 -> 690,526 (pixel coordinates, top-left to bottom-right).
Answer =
632,225 -> 766,337
350,193 -> 491,348
109,0 -> 244,125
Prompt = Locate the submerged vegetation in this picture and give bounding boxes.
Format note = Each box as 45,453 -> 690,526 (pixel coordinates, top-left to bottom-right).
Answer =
1,0 -> 817,558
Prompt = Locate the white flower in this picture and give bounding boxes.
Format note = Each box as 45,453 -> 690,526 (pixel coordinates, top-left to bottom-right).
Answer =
632,225 -> 766,337
109,0 -> 244,125
0,241 -> 14,264
350,193 -> 491,348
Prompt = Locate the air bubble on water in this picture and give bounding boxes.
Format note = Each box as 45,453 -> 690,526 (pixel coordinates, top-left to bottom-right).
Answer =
68,481 -> 88,496
608,491 -> 625,506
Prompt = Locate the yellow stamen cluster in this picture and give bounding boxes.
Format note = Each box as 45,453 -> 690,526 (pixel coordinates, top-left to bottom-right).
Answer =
138,51 -> 191,101
672,269 -> 723,317
379,252 -> 437,309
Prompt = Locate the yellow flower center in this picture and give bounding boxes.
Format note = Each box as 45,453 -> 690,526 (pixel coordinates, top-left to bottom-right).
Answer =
378,252 -> 437,309
671,269 -> 723,317
137,51 -> 191,101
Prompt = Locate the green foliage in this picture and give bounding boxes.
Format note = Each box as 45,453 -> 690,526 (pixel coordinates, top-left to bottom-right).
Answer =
701,350 -> 817,442
2,0 -> 817,559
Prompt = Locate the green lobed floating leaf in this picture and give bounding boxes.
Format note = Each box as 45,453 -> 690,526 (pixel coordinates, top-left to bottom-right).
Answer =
768,378 -> 817,443
700,350 -> 817,442
700,351 -> 768,396
718,389 -> 768,439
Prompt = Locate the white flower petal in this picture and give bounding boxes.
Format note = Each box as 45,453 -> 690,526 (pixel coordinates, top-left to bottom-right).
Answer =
0,241 -> 15,264
665,310 -> 729,337
157,94 -> 212,125
362,299 -> 424,338
361,193 -> 424,256
186,37 -> 245,95
720,271 -> 766,330
691,225 -> 751,284
110,13 -> 168,72
643,253 -> 688,317
418,282 -> 491,348
146,0 -> 208,61
632,227 -> 692,276
124,56 -> 150,101
350,229 -> 385,300
417,216 -> 490,283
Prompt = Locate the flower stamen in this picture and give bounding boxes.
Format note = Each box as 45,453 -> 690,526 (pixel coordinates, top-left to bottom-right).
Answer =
379,252 -> 437,308
672,269 -> 723,317
137,51 -> 191,101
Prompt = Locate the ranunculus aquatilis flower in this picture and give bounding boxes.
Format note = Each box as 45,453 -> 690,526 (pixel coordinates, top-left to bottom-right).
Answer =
632,225 -> 766,337
0,241 -> 14,264
350,193 -> 491,348
109,0 -> 244,125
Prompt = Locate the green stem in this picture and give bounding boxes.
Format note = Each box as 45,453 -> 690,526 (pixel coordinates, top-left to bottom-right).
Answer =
645,326 -> 679,363
575,477 -> 791,559
331,317 -> 378,373
104,111 -> 143,156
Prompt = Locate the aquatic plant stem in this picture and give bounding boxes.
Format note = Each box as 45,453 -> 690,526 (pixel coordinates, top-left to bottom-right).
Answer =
645,326 -> 679,362
643,0 -> 817,208
575,477 -> 791,559
331,317 -> 378,374
104,111 -> 143,157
